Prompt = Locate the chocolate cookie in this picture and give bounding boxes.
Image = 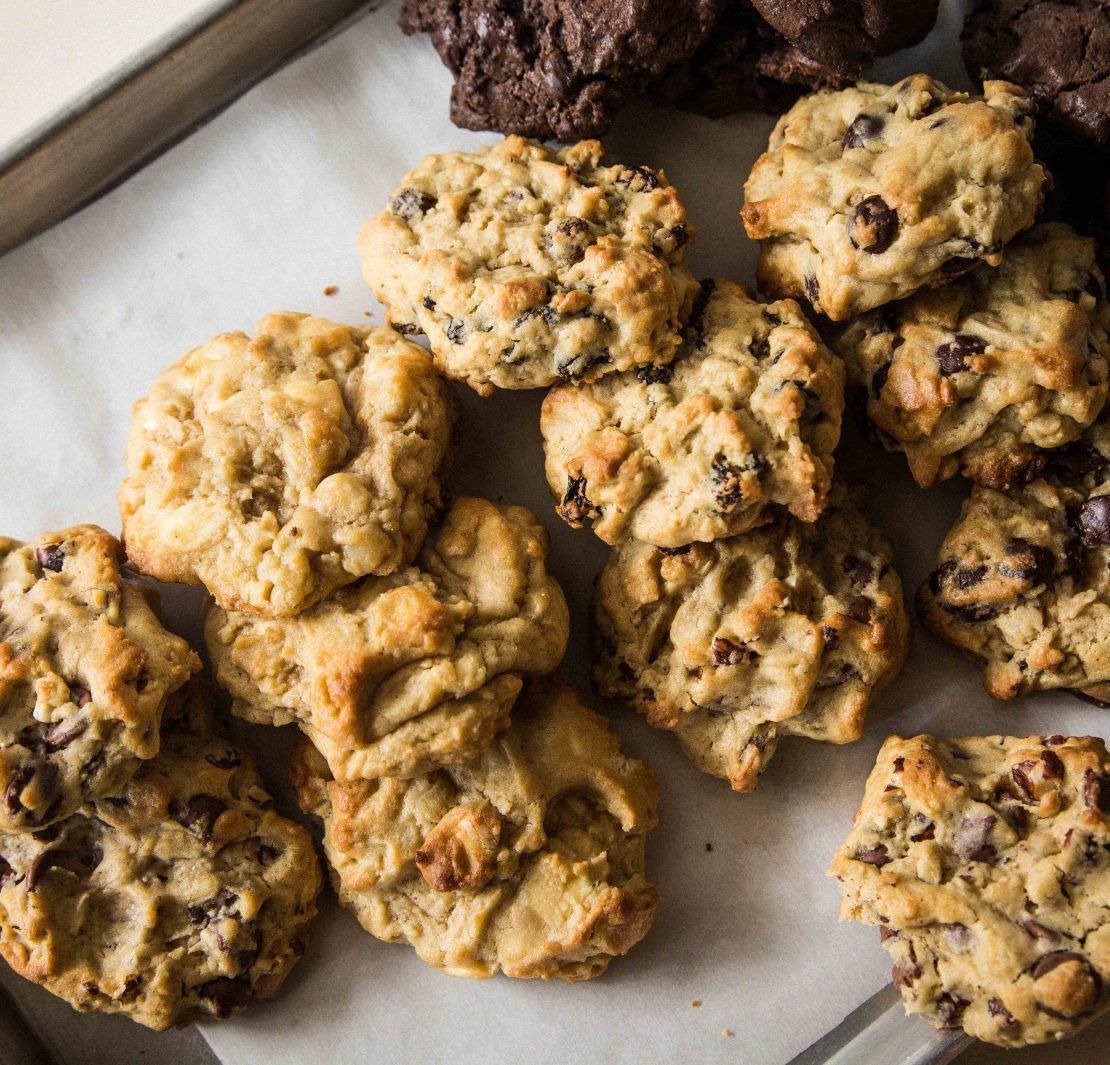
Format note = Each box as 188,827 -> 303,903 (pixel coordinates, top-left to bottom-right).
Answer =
399,0 -> 725,140
964,0 -> 1110,146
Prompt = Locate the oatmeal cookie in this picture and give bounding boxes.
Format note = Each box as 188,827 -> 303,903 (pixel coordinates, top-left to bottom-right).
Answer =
359,136 -> 698,394
541,278 -> 843,547
833,224 -> 1110,489
119,312 -> 452,618
207,497 -> 569,781
742,75 -> 1046,320
399,0 -> 725,140
964,0 -> 1110,147
0,681 -> 321,1030
0,525 -> 199,832
291,677 -> 658,980
918,414 -> 1110,701
593,486 -> 909,791
830,733 -> 1110,1047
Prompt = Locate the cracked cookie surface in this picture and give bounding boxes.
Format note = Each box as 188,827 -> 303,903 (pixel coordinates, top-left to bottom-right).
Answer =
918,412 -> 1110,701
207,497 -> 569,781
0,525 -> 199,832
359,136 -> 698,394
291,677 -> 658,981
593,486 -> 909,791
0,682 -> 321,1030
541,278 -> 843,547
830,733 -> 1110,1047
833,224 -> 1110,489
120,312 -> 452,618
742,75 -> 1045,320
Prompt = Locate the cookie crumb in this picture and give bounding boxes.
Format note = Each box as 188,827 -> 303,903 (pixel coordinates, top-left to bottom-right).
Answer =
362,311 -> 372,317
705,842 -> 713,852
722,1029 -> 734,1038
691,999 -> 701,1008
323,285 -> 339,296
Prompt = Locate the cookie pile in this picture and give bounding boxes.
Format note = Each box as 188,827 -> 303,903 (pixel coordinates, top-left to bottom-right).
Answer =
4,45 -> 1110,1056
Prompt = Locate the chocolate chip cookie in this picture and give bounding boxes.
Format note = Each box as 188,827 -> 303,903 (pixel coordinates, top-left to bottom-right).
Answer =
593,486 -> 909,791
207,497 -> 569,782
964,0 -> 1110,146
918,412 -> 1110,702
399,0 -> 725,140
359,136 -> 698,394
830,733 -> 1110,1047
0,681 -> 321,1029
541,278 -> 843,547
742,75 -> 1046,320
832,223 -> 1110,489
0,526 -> 199,832
291,677 -> 658,980
119,313 -> 452,618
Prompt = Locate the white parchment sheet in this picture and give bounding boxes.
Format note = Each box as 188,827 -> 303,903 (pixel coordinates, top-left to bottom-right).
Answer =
0,2 -> 1107,1062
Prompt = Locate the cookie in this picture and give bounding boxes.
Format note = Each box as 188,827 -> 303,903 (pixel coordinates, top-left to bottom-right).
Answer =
593,486 -> 909,791
399,0 -> 725,140
917,413 -> 1110,702
832,223 -> 1110,489
119,312 -> 452,618
964,0 -> 1110,146
830,733 -> 1110,1047
207,497 -> 569,781
0,681 -> 321,1030
541,278 -> 844,547
291,677 -> 658,981
742,75 -> 1046,321
0,526 -> 199,832
359,136 -> 698,394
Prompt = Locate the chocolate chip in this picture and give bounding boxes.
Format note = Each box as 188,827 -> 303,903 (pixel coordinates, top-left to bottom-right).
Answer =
658,544 -> 691,557
999,538 -> 1055,585
843,555 -> 875,588
909,821 -> 935,842
4,764 -> 59,826
893,962 -> 921,988
821,624 -> 840,651
847,597 -> 872,623
1024,919 -> 1062,943
199,977 -> 253,1019
893,757 -> 905,772
954,565 -> 986,589
557,475 -> 595,525
842,113 -> 885,148
1033,950 -> 1089,980
35,545 -> 64,572
635,363 -> 673,386
879,925 -> 897,942
849,196 -> 899,254
711,637 -> 746,666
987,997 -> 1016,1024
188,888 -> 238,926
804,275 -> 820,304
937,993 -> 969,1023
857,844 -> 891,867
44,717 -> 87,751
389,188 -> 435,222
1075,496 -> 1110,546
936,334 -> 985,376
28,841 -> 103,889
171,795 -> 227,841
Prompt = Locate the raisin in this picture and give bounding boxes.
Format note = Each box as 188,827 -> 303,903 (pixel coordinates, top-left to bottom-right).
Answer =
389,188 -> 435,222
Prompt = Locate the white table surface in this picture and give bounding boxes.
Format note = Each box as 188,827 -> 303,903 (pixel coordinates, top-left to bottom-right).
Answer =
0,2 -> 1107,1063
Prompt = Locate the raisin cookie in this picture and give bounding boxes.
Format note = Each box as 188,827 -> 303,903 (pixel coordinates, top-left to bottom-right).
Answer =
119,313 -> 452,618
833,223 -> 1110,489
593,487 -> 909,791
0,526 -> 199,832
830,733 -> 1110,1047
742,75 -> 1046,320
964,0 -> 1110,147
291,678 -> 658,981
207,497 -> 569,781
541,278 -> 843,547
359,136 -> 698,394
0,681 -> 321,1029
399,0 -> 725,140
918,414 -> 1110,701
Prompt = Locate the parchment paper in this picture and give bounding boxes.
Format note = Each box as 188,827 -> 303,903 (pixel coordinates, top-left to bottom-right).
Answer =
0,2 -> 1106,1063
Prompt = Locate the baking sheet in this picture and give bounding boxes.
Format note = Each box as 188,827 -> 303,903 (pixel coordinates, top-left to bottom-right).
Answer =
0,2 -> 1108,1063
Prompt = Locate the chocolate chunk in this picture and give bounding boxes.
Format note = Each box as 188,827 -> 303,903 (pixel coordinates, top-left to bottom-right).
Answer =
199,976 -> 253,1018
849,196 -> 899,254
937,993 -> 969,1023
1024,919 -> 1063,943
842,555 -> 875,587
936,334 -> 986,375
1075,496 -> 1110,546
857,843 -> 892,867
171,795 -> 228,841
843,113 -> 885,148
892,962 -> 921,988
43,717 -> 88,751
1000,538 -> 1055,585
847,596 -> 872,623
954,565 -> 986,589
28,841 -> 103,890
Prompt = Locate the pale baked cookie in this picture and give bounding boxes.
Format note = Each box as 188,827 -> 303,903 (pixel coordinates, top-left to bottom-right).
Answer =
918,414 -> 1110,701
830,733 -> 1110,1048
593,486 -> 909,791
742,75 -> 1046,320
540,278 -> 844,547
0,526 -> 199,832
833,224 -> 1110,489
291,678 -> 658,981
207,497 -> 569,781
359,136 -> 698,394
0,681 -> 321,1030
119,313 -> 452,618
